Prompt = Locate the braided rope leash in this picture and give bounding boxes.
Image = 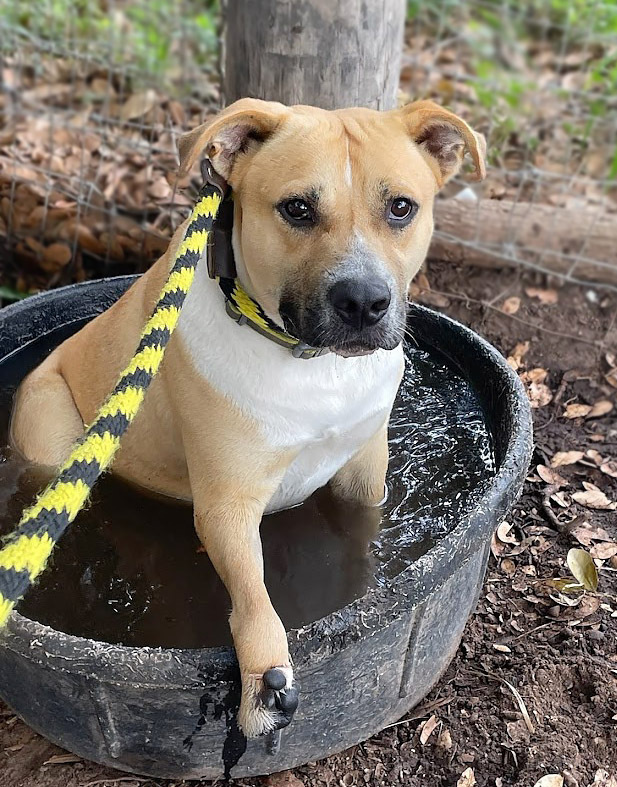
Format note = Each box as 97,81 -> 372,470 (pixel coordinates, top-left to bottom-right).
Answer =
0,185 -> 222,628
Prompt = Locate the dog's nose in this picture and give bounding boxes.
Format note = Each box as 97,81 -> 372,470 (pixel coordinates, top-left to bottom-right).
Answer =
328,278 -> 391,329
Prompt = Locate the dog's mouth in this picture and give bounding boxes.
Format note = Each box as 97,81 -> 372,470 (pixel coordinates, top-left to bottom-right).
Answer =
279,295 -> 405,357
329,342 -> 379,358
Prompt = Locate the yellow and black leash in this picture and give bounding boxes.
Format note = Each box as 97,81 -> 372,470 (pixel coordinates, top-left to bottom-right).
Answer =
0,183 -> 222,628
0,163 -> 329,629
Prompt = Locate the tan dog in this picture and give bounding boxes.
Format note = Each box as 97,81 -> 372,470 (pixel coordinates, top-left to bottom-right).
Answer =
11,98 -> 485,738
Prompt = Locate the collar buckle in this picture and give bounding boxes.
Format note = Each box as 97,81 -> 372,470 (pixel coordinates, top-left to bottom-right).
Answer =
292,343 -> 329,360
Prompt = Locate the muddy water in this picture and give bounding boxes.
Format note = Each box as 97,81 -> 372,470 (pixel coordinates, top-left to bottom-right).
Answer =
0,335 -> 495,648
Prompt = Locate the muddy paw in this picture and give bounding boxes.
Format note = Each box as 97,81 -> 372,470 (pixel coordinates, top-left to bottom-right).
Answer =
239,666 -> 299,738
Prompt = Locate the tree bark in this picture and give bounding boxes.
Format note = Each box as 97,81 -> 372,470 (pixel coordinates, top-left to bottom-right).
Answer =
431,197 -> 617,287
223,0 -> 406,110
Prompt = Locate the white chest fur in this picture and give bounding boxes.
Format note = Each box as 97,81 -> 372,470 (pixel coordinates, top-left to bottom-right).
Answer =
178,265 -> 404,512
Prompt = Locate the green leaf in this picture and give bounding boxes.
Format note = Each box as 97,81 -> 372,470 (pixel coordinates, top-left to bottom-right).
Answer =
566,548 -> 599,592
0,286 -> 28,302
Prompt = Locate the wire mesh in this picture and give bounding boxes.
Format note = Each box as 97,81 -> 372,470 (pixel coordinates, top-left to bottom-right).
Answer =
0,0 -> 616,303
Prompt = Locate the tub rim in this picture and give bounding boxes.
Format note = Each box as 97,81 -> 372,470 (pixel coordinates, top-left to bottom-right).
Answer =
0,275 -> 533,685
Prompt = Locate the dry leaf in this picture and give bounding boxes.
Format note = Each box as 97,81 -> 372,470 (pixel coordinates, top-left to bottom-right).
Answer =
586,449 -> 604,466
457,768 -> 476,787
119,89 -> 157,121
550,451 -> 583,467
521,367 -> 548,384
588,400 -> 614,418
550,491 -> 569,508
501,296 -> 521,315
501,557 -> 516,576
548,577 -> 585,594
507,718 -> 531,743
563,403 -> 592,419
567,548 -> 599,591
497,521 -> 518,544
572,482 -> 617,511
533,776 -> 564,787
537,464 -> 567,486
507,341 -> 530,370
573,595 -> 602,619
43,242 -> 71,267
590,542 -> 617,560
527,382 -> 553,408
592,769 -> 617,787
600,460 -> 617,479
437,728 -> 453,750
571,522 -> 612,546
419,714 -> 439,745
525,287 -> 559,305
44,753 -> 82,764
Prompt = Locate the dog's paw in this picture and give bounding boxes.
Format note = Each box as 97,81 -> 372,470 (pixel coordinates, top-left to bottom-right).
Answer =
238,666 -> 298,738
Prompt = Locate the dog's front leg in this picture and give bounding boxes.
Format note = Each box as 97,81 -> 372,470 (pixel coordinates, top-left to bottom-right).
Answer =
330,423 -> 389,506
192,488 -> 298,738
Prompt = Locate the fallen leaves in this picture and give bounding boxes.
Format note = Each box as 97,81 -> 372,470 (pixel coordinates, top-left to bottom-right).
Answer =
500,296 -> 521,315
419,713 -> 439,745
43,752 -> 82,765
119,89 -> 157,121
572,482 -> 617,511
456,768 -> 476,787
518,367 -> 552,408
588,399 -> 614,418
525,287 -> 559,304
536,464 -> 567,486
533,776 -> 563,787
571,521 -> 613,547
590,542 -> 617,560
507,341 -> 530,370
563,399 -> 614,420
592,770 -> 617,787
566,547 -> 599,591
563,403 -> 592,419
550,450 -> 584,467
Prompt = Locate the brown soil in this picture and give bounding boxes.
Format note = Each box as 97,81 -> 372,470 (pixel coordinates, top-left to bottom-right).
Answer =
1,261 -> 616,787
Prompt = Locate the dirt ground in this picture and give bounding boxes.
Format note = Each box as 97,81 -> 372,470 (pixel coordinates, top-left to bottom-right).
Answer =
1,260 -> 615,787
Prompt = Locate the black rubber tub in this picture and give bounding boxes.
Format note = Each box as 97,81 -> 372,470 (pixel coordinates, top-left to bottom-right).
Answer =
0,277 -> 532,780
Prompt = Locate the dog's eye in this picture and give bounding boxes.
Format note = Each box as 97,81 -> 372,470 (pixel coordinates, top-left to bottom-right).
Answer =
387,197 -> 418,227
279,199 -> 315,226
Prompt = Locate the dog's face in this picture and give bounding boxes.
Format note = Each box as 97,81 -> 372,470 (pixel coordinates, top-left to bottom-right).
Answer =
179,100 -> 485,356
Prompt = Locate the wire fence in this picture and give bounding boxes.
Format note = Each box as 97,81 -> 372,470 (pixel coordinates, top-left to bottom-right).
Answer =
404,0 -> 617,292
0,0 -> 616,307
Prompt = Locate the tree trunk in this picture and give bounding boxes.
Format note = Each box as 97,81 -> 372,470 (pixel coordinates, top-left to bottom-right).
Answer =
223,0 -> 406,110
431,197 -> 617,287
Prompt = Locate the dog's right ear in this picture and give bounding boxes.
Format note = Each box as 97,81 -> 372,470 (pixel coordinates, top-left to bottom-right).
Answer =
178,98 -> 288,181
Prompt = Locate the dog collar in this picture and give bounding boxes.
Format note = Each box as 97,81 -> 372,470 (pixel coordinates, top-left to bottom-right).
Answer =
200,159 -> 328,360
217,276 -> 329,360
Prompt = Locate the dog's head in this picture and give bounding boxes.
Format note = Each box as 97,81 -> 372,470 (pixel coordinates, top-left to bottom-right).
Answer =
179,99 -> 485,357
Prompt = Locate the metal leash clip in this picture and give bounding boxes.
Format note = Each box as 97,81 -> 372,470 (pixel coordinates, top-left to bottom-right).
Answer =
200,158 -> 237,280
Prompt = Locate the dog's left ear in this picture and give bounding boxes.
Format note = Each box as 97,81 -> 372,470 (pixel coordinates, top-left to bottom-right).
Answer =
178,98 -> 288,182
399,100 -> 486,186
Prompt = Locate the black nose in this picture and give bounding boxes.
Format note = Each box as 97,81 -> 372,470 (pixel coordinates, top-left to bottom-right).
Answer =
328,278 -> 391,330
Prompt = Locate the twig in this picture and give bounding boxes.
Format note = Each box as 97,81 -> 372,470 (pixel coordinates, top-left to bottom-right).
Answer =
500,622 -> 554,645
465,669 -> 535,733
382,692 -> 457,729
540,484 -> 568,534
